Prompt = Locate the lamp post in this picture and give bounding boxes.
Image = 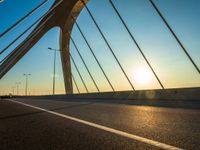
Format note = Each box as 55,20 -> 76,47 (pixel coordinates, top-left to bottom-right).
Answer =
23,74 -> 31,96
12,86 -> 15,96
48,47 -> 62,95
15,82 -> 21,95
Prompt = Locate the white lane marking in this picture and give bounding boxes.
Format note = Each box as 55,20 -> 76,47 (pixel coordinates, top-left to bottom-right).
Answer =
9,99 -> 183,150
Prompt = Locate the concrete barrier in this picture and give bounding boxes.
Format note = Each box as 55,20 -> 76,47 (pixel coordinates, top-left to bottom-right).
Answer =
14,87 -> 200,109
20,87 -> 200,100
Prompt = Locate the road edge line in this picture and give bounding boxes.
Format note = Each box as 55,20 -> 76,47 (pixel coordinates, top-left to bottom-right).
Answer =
9,99 -> 183,150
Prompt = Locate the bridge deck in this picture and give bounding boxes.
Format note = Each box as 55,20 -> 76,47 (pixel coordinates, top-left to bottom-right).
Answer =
0,98 -> 200,149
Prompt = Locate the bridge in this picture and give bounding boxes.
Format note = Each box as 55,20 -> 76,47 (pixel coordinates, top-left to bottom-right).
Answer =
0,0 -> 200,149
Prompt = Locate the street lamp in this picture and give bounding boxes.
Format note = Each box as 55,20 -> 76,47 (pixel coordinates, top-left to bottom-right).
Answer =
23,74 -> 31,96
48,47 -> 62,95
15,82 -> 21,95
12,86 -> 15,96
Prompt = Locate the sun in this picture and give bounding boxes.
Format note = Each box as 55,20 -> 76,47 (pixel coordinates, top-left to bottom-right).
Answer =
134,66 -> 153,85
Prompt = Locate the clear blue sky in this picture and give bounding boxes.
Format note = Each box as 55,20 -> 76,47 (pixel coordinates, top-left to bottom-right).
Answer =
0,0 -> 200,95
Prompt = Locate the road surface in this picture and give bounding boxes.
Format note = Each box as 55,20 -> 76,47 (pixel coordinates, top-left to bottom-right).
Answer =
0,98 -> 200,150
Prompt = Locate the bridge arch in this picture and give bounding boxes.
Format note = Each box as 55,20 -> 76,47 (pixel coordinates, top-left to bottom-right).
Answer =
59,0 -> 89,94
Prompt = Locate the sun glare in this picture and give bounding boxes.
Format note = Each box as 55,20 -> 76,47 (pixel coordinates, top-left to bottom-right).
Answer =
134,67 -> 153,85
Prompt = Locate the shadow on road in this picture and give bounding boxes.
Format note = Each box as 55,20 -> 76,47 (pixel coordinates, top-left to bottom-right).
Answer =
0,101 -> 94,120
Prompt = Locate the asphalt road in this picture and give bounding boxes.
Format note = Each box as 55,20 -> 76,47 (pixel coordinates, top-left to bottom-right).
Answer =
0,98 -> 200,150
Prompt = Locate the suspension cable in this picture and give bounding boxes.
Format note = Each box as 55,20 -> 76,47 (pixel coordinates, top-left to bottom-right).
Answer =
0,9 -> 55,69
0,0 -> 63,57
0,54 -> 9,64
0,12 -> 54,55
71,16 -> 115,92
0,13 -> 53,67
0,0 -> 48,38
70,53 -> 89,93
81,0 -> 135,91
72,74 -> 80,94
70,34 -> 100,92
0,0 -> 63,56
149,0 -> 200,74
0,23 -> 45,66
108,0 -> 164,89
